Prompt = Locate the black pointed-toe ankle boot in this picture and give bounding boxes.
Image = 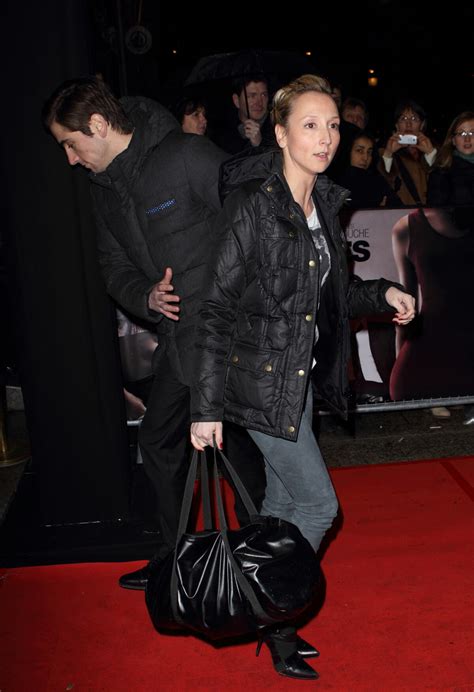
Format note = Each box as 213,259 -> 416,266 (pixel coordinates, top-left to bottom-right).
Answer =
256,627 -> 319,680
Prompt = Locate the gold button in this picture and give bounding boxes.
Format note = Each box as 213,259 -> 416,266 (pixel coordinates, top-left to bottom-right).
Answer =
288,426 -> 295,433
298,369 -> 305,376
232,355 -> 239,363
305,314 -> 313,322
266,185 -> 273,192
264,364 -> 272,373
288,230 -> 295,238
308,259 -> 316,267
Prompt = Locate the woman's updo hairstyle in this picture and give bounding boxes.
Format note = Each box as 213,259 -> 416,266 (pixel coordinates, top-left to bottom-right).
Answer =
271,74 -> 333,128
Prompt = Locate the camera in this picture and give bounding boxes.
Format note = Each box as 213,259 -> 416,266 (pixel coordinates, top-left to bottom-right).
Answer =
398,134 -> 417,145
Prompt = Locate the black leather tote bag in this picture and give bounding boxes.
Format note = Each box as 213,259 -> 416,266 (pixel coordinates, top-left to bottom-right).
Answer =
145,447 -> 321,641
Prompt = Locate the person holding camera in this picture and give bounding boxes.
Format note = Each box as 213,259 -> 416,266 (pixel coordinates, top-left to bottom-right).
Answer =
378,99 -> 437,206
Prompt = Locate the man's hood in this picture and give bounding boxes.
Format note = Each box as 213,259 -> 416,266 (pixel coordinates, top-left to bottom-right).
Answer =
92,96 -> 179,186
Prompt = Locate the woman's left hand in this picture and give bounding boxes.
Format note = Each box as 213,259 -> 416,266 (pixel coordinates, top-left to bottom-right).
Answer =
385,286 -> 416,325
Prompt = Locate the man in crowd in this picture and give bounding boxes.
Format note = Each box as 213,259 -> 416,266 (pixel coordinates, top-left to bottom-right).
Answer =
212,75 -> 276,154
42,76 -> 265,590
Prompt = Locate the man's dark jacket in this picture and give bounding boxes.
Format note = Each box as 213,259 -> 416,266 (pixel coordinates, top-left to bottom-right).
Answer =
191,150 -> 398,439
90,97 -> 228,384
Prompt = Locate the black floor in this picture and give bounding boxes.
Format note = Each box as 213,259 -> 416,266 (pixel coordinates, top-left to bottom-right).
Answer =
1,406 -> 473,567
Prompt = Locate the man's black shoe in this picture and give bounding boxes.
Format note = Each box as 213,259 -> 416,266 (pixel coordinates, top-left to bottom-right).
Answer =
119,563 -> 152,590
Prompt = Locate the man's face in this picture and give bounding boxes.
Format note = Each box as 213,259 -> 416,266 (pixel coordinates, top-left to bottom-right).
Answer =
342,105 -> 366,130
50,120 -> 110,173
233,81 -> 269,122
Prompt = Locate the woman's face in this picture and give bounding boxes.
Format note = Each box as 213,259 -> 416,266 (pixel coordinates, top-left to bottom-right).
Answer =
396,108 -> 424,136
182,106 -> 207,135
452,118 -> 474,155
350,136 -> 374,169
276,91 -> 340,178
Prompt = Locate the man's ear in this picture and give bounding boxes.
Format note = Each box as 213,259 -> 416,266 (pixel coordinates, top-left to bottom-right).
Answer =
89,113 -> 108,137
232,93 -> 240,110
275,123 -> 287,150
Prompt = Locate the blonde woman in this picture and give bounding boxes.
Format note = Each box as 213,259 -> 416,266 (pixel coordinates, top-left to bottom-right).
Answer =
190,75 -> 415,680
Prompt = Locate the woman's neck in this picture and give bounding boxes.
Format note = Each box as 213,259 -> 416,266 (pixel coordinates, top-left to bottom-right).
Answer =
283,166 -> 317,217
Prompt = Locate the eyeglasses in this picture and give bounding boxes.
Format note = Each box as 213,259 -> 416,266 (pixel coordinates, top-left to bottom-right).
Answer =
454,130 -> 473,138
398,115 -> 421,123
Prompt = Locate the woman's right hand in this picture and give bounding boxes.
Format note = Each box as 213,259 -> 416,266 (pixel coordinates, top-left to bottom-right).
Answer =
383,133 -> 404,157
190,421 -> 223,451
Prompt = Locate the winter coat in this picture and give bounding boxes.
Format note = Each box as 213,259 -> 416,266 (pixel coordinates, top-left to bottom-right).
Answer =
427,156 -> 474,207
90,97 -> 228,384
191,150 -> 398,440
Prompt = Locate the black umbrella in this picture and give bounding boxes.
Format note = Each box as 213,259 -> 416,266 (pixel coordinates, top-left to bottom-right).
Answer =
184,49 -> 315,88
184,49 -> 316,120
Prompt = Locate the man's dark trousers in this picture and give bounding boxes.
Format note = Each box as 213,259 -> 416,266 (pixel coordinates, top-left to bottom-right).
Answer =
138,351 -> 266,559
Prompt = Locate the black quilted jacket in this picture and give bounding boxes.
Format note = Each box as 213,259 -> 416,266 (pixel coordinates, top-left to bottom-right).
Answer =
90,97 -> 228,385
191,150 -> 398,439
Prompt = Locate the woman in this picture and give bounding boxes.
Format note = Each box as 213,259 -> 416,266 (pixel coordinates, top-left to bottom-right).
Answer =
378,99 -> 437,205
390,207 -> 474,402
339,131 -> 402,208
173,94 -> 208,135
427,111 -> 474,206
190,75 -> 415,680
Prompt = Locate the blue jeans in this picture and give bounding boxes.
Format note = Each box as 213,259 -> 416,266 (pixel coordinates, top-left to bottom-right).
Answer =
248,388 -> 338,553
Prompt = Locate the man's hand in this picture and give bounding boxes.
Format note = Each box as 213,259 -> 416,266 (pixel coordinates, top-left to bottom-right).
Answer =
243,119 -> 262,147
148,267 -> 180,320
385,286 -> 416,325
190,421 -> 223,451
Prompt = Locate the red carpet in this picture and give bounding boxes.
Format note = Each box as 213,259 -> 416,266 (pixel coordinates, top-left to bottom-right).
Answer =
1,457 -> 473,691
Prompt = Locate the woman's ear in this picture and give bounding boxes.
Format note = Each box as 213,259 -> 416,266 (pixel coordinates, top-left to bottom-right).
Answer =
275,123 -> 287,150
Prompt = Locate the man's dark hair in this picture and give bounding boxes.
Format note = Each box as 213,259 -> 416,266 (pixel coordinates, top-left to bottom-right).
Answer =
42,75 -> 133,135
231,74 -> 269,97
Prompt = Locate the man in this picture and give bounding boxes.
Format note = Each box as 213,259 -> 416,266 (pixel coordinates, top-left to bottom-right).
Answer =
341,97 -> 369,130
43,76 -> 266,589
212,75 -> 276,154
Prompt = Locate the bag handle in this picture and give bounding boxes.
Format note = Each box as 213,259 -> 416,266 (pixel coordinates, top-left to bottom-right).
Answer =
212,447 -> 278,626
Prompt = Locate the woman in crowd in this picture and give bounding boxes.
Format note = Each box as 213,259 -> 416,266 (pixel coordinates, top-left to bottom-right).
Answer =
190,75 -> 415,680
172,94 -> 208,135
378,99 -> 437,205
339,131 -> 402,208
427,111 -> 474,206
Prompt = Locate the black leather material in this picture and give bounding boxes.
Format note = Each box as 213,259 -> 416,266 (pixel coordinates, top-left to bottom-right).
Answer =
145,449 -> 321,641
296,635 -> 320,658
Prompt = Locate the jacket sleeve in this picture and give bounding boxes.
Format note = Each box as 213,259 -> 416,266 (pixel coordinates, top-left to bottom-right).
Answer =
190,190 -> 255,421
93,198 -> 162,323
184,136 -> 228,213
346,275 -> 404,319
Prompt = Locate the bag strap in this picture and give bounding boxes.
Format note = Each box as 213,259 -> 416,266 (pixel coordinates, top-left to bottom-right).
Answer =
394,152 -> 422,206
214,443 -> 259,518
171,449 -> 211,624
212,448 -> 278,626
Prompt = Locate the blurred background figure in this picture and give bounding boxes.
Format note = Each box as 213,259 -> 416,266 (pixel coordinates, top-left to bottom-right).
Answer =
427,111 -> 474,207
331,83 -> 343,108
338,131 -> 401,208
341,97 -> 369,130
172,94 -> 208,135
379,99 -> 437,206
326,95 -> 368,181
